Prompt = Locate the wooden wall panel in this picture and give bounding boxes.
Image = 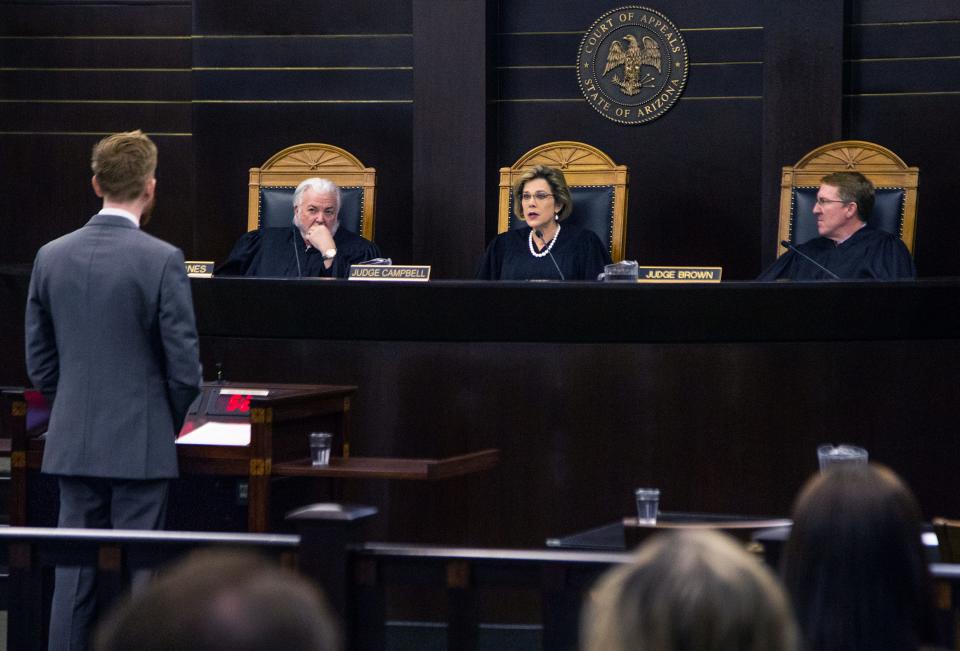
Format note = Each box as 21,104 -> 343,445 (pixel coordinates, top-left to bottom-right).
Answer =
190,0 -> 413,265
845,4 -> 960,277
0,1 -> 193,263
496,1 -> 765,278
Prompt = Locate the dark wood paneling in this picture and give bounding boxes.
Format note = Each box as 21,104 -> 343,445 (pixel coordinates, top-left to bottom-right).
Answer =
178,279 -> 960,546
0,135 -> 195,263
0,0 -> 193,261
0,103 -> 192,134
0,37 -> 192,67
193,70 -> 412,101
0,2 -> 191,36
850,0 -> 960,23
850,22 -> 960,59
499,64 -> 761,100
496,98 -> 762,278
192,35 -> 412,67
497,29 -> 763,69
193,103 -> 412,264
847,60 -> 960,94
412,0 -> 495,278
844,4 -> 960,278
759,0 -> 844,271
193,1 -> 411,35
499,0 -> 762,31
845,95 -> 960,277
0,70 -> 190,100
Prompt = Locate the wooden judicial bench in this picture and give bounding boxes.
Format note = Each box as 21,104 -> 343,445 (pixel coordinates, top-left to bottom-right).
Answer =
2,383 -> 499,533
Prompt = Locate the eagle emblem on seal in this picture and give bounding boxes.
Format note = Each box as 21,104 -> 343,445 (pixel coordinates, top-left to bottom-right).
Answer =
602,34 -> 661,96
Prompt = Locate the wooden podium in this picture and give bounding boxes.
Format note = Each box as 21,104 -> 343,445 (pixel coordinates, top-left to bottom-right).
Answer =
4,384 -> 499,533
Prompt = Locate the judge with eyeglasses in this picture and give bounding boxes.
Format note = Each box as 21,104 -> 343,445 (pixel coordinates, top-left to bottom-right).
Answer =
476,165 -> 610,280
758,171 -> 915,281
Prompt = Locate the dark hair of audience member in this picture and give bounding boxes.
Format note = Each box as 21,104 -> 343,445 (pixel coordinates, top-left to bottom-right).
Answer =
782,463 -> 937,651
93,549 -> 341,651
581,529 -> 798,651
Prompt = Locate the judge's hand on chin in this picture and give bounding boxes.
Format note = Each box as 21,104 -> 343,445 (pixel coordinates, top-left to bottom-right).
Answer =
303,223 -> 335,252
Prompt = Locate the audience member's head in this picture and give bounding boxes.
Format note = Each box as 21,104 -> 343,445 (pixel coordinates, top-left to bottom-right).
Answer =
581,529 -> 798,651
94,549 -> 340,651
782,463 -> 936,651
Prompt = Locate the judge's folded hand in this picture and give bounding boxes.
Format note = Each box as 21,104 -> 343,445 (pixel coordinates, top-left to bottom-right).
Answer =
304,224 -> 336,268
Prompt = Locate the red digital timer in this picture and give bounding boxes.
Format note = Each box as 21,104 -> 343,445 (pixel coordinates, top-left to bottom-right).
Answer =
207,392 -> 254,416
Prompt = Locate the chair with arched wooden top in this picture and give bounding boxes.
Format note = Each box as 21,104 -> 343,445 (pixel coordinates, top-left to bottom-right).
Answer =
777,140 -> 919,257
498,141 -> 629,262
247,143 -> 376,240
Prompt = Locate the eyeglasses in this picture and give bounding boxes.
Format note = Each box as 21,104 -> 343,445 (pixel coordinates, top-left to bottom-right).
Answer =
521,192 -> 554,202
816,197 -> 852,206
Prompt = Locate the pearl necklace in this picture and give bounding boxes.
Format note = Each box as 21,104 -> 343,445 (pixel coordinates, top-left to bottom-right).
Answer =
528,223 -> 561,258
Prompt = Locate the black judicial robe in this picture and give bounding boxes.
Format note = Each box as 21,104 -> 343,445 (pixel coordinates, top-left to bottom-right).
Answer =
476,223 -> 611,281
215,226 -> 382,279
757,225 -> 916,281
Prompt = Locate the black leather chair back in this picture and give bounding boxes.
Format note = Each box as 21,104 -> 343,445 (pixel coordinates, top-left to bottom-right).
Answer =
258,186 -> 366,235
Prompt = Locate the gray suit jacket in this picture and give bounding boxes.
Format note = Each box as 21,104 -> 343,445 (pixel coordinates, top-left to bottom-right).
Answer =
26,214 -> 201,479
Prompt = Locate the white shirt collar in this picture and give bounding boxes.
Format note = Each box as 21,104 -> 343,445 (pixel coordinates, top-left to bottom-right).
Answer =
98,207 -> 139,227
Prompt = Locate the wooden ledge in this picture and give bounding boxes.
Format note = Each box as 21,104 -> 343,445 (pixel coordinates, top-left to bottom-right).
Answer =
273,449 -> 500,480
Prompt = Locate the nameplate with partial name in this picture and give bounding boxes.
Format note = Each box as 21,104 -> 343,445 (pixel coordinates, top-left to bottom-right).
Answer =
637,266 -> 722,283
184,261 -> 215,278
349,265 -> 431,282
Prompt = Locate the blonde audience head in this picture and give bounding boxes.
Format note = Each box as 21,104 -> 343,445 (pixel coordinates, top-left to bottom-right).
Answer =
581,529 -> 797,651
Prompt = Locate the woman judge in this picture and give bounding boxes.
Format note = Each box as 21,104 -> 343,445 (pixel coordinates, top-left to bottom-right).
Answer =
476,165 -> 610,280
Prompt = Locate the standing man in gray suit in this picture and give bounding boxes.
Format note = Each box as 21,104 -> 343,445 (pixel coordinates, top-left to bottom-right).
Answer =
25,130 -> 201,650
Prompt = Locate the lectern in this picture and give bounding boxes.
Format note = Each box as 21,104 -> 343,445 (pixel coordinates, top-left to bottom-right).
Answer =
4,382 -> 356,533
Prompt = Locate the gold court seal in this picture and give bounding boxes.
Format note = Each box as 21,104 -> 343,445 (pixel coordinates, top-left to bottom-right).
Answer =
577,6 -> 689,125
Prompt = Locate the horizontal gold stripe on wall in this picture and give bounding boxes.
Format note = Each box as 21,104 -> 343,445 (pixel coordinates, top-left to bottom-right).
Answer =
499,26 -> 762,36
846,91 -> 960,96
498,61 -> 761,69
192,66 -> 412,71
193,33 -> 411,39
0,131 -> 192,136
0,99 -> 189,104
495,96 -> 761,103
0,99 -> 410,104
847,55 -> 960,63
0,66 -> 412,72
851,20 -> 960,27
0,34 -> 411,40
0,67 -> 190,72
0,35 -> 190,40
193,99 -> 412,104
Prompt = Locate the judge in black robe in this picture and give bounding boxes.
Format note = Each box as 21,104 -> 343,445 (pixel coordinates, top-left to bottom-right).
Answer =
757,225 -> 915,281
476,223 -> 610,281
215,225 -> 381,278
476,164 -> 611,281
215,177 -> 381,279
758,171 -> 916,281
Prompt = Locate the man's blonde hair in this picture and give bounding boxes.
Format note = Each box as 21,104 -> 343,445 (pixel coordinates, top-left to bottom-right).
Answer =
91,130 -> 157,202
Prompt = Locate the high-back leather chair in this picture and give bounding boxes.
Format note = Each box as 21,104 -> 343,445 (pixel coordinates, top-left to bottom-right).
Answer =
247,143 -> 376,239
777,140 -> 919,256
498,141 -> 629,262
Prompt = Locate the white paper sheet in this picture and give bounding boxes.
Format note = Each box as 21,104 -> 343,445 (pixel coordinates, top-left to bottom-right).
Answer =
176,421 -> 251,446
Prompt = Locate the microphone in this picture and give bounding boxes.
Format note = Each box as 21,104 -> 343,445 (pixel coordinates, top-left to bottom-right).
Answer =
780,240 -> 839,280
535,229 -> 565,281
